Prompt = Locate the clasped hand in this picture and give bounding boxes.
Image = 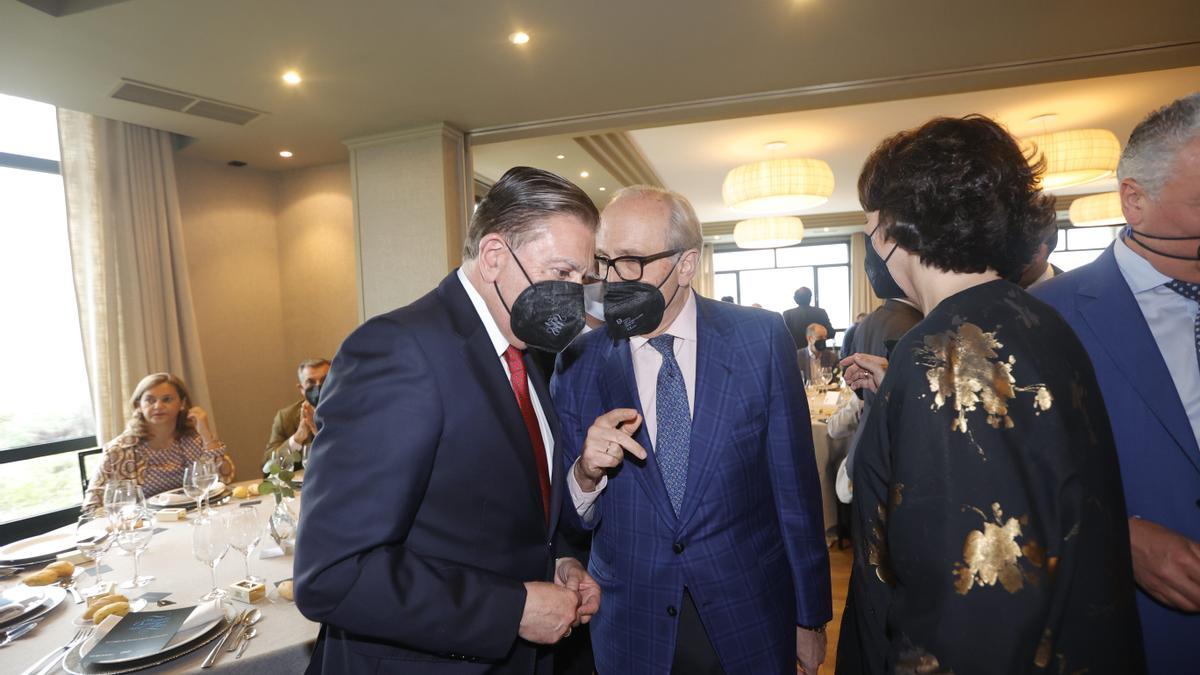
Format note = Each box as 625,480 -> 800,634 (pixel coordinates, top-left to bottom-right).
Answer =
519,558 -> 601,644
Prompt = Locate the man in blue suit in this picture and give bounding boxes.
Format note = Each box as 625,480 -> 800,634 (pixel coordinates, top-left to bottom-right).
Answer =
295,167 -> 602,674
1034,92 -> 1200,674
552,186 -> 832,674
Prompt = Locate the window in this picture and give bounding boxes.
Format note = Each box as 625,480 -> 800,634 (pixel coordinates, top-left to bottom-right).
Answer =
712,239 -> 852,343
1049,225 -> 1123,272
0,93 -> 96,543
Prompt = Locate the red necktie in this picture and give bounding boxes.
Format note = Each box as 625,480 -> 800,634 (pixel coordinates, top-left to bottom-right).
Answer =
502,346 -> 551,526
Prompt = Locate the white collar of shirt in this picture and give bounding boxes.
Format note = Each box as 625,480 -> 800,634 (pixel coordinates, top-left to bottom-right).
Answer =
1114,235 -> 1172,295
457,267 -> 511,358
630,288 -> 698,352
1036,262 -> 1056,285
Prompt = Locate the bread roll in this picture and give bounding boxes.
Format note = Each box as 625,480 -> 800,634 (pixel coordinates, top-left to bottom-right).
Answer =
46,561 -> 75,578
23,569 -> 59,586
83,593 -> 128,620
93,601 -> 129,624
277,580 -> 294,601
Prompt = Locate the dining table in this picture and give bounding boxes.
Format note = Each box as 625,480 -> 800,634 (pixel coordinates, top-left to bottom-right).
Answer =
1,481 -> 317,674
807,386 -> 850,545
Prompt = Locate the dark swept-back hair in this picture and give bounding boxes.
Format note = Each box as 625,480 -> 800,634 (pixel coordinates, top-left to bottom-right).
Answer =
858,115 -> 1056,278
463,166 -> 599,259
793,287 -> 813,306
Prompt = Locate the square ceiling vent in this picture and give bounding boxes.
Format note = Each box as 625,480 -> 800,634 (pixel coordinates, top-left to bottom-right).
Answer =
111,79 -> 267,126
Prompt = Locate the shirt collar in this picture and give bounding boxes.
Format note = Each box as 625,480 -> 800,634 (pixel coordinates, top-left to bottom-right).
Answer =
1113,235 -> 1172,295
630,288 -> 698,350
457,267 -> 512,358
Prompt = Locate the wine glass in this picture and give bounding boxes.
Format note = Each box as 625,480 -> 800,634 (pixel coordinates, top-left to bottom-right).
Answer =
103,481 -> 143,555
190,458 -> 220,515
182,466 -> 208,514
228,508 -> 264,583
192,516 -> 229,600
815,367 -> 833,389
75,511 -> 113,594
115,509 -> 156,588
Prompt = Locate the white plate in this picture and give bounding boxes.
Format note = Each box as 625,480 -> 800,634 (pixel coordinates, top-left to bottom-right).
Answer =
63,607 -> 231,675
148,482 -> 226,507
81,604 -> 231,666
0,587 -> 46,627
0,585 -> 66,629
0,530 -> 77,564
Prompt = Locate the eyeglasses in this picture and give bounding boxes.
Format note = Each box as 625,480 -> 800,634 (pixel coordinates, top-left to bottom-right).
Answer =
595,249 -> 681,282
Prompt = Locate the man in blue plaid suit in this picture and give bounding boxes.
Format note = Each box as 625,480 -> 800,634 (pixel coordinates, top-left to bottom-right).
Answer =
552,186 -> 832,674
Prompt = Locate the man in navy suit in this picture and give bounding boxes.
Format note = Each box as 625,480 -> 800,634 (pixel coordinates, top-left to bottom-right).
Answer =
295,167 -> 602,674
1034,92 -> 1200,674
552,186 -> 832,674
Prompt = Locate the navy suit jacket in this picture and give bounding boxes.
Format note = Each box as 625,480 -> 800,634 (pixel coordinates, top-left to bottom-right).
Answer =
1034,245 -> 1200,674
295,272 -> 568,674
552,295 -> 832,674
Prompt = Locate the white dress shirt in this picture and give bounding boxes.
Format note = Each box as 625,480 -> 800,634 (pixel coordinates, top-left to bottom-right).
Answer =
1113,237 -> 1200,446
457,268 -> 554,478
569,290 -> 698,520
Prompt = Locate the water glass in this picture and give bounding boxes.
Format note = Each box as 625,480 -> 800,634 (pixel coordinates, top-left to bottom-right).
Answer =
228,508 -> 264,583
182,466 -> 208,513
75,511 -> 113,594
115,509 -> 156,588
192,516 -> 230,600
190,458 -> 220,515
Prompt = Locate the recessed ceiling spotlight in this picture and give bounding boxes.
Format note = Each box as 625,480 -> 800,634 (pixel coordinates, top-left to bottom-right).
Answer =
281,70 -> 302,85
279,150 -> 294,158
765,140 -> 788,151
580,171 -> 590,178
1028,113 -> 1058,125
509,32 -> 530,45
599,187 -> 606,191
556,154 -> 565,159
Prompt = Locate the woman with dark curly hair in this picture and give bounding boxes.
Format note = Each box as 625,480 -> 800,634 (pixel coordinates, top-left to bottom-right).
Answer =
83,373 -> 235,508
836,116 -> 1145,674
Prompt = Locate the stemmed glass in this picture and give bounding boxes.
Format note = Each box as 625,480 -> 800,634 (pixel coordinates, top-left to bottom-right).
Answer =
192,516 -> 230,600
190,458 -> 220,515
103,480 -> 142,556
75,511 -> 114,594
228,508 -> 264,583
115,508 -> 156,588
815,367 -> 833,389
182,466 -> 208,514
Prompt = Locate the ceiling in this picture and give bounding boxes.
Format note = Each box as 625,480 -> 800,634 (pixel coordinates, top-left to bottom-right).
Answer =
1,0 -> 1197,171
471,134 -> 622,209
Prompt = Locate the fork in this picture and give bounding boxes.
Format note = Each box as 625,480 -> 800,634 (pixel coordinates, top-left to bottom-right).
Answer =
0,621 -> 38,647
57,575 -> 83,605
21,625 -> 92,675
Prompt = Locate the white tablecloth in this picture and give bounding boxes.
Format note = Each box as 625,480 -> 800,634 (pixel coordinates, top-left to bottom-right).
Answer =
2,489 -> 317,673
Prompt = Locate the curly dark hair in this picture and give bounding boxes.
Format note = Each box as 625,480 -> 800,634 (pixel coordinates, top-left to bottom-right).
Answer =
857,115 -> 1056,278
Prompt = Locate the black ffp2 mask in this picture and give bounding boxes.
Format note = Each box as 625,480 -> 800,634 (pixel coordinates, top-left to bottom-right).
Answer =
604,256 -> 682,340
494,244 -> 585,353
304,384 -> 322,407
864,223 -> 906,300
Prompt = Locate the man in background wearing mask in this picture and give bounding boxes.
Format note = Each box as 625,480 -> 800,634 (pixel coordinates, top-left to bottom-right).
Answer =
1034,92 -> 1200,674
552,186 -> 831,675
796,323 -> 837,385
263,358 -> 328,464
295,167 -> 601,674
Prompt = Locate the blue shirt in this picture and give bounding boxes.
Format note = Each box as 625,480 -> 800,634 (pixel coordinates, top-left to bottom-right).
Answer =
1112,235 -> 1200,448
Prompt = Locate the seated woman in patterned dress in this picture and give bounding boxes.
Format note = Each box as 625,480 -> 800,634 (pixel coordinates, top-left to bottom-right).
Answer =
84,372 -> 235,509
835,116 -> 1145,674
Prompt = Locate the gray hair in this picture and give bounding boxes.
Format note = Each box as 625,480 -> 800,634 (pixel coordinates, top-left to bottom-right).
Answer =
608,185 -> 704,252
1117,92 -> 1200,196
297,358 -> 330,382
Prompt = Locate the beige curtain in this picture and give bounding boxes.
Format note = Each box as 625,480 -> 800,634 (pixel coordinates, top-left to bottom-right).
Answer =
57,109 -> 213,445
850,233 -> 884,319
694,243 -> 715,298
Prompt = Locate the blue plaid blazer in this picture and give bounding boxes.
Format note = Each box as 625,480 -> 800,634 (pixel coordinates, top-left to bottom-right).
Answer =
552,294 -> 832,674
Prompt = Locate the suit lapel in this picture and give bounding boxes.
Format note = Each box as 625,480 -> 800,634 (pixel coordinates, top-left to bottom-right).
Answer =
598,339 -> 679,528
439,273 -> 546,521
1077,247 -> 1200,474
677,297 -> 735,530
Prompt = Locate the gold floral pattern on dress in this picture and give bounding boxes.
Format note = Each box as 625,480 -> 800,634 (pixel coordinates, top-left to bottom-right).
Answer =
1034,628 -> 1053,669
868,502 -> 895,586
917,321 -> 1052,435
895,640 -> 954,675
953,502 -> 1046,595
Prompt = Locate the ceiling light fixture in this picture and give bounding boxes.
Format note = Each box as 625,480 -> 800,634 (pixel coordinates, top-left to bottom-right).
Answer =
281,71 -> 302,85
1022,128 -> 1121,190
722,158 -> 834,213
599,187 -> 606,191
509,32 -> 530,45
1068,192 -> 1125,227
279,150 -> 293,158
733,216 -> 805,249
764,140 -> 788,151
580,171 -> 589,178
556,154 -> 565,159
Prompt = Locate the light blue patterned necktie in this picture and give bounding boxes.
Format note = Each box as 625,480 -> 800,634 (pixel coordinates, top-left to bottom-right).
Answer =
650,334 -> 691,515
1166,280 -> 1200,376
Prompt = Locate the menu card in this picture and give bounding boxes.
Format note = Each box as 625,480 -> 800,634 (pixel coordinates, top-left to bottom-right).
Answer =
81,607 -> 192,666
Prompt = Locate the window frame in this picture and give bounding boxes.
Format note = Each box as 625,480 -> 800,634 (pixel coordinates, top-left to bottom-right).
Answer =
0,138 -> 98,546
712,237 -> 853,342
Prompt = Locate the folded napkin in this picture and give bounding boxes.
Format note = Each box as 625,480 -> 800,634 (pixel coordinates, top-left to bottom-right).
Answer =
258,542 -> 286,559
149,483 -> 226,506
79,598 -> 225,657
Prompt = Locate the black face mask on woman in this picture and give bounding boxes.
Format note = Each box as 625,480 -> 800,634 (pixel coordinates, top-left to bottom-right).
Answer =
864,221 -> 906,300
604,256 -> 683,340
494,243 -> 586,353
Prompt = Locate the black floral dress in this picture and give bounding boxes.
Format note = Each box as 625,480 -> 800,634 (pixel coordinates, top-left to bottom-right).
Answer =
837,280 -> 1145,675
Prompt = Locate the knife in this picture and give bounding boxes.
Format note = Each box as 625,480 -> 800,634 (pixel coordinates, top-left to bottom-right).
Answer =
200,608 -> 248,669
